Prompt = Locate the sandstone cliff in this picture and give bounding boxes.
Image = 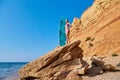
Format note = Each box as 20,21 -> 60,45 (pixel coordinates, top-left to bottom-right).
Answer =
70,0 -> 120,57
19,0 -> 120,80
19,41 -> 90,80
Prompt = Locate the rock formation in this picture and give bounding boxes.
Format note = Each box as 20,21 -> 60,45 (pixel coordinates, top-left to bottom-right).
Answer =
19,0 -> 120,80
70,0 -> 120,57
19,40 -> 89,80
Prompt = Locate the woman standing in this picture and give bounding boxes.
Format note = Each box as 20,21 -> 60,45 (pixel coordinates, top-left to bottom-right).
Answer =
65,19 -> 71,44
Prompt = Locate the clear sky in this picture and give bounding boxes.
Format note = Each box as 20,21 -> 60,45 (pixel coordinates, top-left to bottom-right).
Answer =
0,0 -> 94,62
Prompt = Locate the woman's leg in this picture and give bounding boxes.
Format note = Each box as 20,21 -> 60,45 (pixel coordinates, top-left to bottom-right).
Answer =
68,33 -> 70,44
66,35 -> 68,44
66,31 -> 70,44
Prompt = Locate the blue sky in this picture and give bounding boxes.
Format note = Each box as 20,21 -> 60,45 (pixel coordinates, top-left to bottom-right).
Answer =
0,0 -> 93,62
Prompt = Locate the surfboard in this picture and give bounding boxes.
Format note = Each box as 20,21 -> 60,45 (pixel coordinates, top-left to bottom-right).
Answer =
59,17 -> 66,46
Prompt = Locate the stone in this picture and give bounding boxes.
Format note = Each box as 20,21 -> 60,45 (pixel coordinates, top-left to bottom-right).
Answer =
72,18 -> 81,27
19,40 -> 87,80
65,71 -> 82,80
81,0 -> 119,27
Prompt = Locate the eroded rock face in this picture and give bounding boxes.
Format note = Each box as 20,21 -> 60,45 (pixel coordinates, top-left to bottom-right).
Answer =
81,0 -> 120,27
19,40 -> 88,80
72,18 -> 81,27
70,0 -> 120,57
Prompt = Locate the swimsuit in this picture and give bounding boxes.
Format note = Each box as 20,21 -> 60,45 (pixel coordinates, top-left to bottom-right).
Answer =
65,23 -> 70,35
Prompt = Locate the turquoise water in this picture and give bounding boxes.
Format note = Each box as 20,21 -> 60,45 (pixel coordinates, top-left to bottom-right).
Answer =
0,62 -> 27,80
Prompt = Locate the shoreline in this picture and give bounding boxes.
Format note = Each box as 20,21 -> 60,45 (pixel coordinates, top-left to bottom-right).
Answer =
4,73 -> 19,80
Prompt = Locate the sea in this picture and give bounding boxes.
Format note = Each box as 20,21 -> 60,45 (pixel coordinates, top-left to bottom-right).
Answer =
0,62 -> 28,80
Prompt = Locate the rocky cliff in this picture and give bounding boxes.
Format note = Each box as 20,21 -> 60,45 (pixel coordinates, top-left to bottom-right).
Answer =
70,0 -> 120,57
19,0 -> 120,80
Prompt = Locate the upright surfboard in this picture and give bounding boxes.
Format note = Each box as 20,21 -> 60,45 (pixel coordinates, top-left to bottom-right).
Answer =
59,17 -> 66,46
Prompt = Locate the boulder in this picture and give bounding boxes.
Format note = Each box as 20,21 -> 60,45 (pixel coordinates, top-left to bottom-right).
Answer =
19,40 -> 89,80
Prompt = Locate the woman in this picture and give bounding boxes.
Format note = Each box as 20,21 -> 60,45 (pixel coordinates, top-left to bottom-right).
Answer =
65,19 -> 71,44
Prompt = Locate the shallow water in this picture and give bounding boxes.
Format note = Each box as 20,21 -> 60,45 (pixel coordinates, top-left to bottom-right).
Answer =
0,62 -> 27,80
